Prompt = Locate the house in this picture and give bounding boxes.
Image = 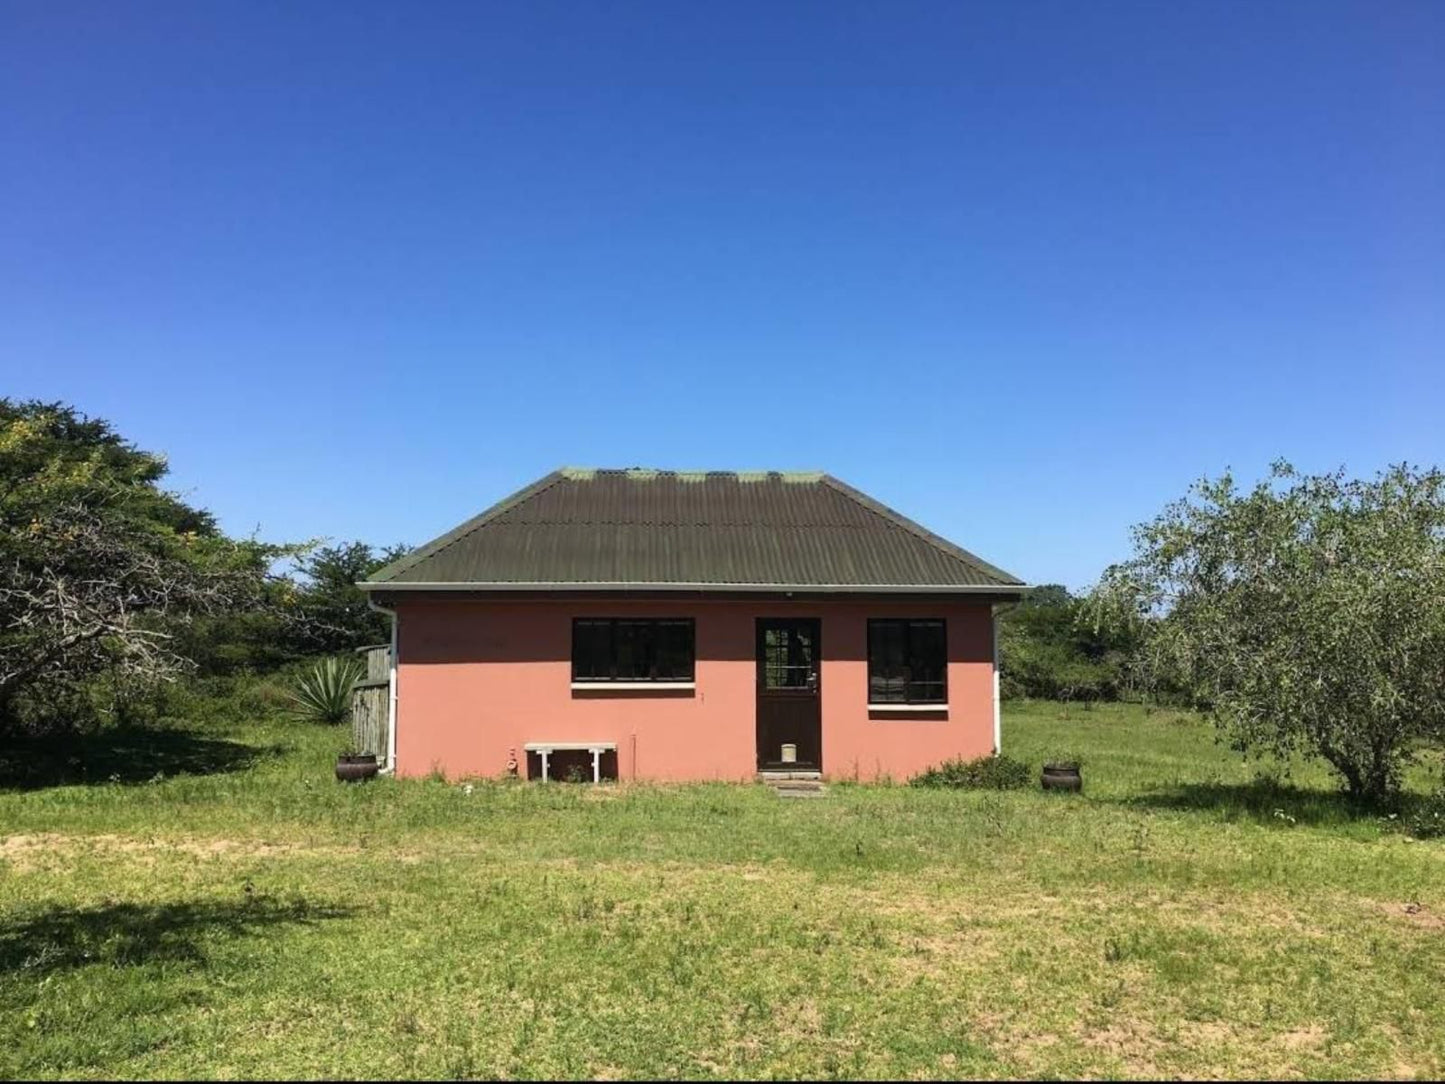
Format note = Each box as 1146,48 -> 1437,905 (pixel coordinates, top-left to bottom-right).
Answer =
359,468 -> 1026,783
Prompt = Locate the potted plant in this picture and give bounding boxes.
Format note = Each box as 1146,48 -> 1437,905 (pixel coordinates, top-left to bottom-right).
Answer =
1041,755 -> 1083,793
336,750 -> 380,783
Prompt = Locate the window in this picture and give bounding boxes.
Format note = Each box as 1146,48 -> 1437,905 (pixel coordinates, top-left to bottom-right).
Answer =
761,621 -> 816,689
572,619 -> 695,683
867,619 -> 947,704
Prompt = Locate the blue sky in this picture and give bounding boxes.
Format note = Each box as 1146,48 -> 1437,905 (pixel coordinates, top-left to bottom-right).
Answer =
3,0 -> 1441,589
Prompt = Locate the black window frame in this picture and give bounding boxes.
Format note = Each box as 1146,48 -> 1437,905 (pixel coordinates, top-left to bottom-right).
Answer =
867,618 -> 948,704
571,618 -> 696,683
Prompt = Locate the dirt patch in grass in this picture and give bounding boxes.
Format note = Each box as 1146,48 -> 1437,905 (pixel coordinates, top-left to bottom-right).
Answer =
890,931 -> 999,980
1279,1024 -> 1327,1051
1375,900 -> 1445,930
1074,1017 -> 1322,1079
1077,1020 -> 1163,1078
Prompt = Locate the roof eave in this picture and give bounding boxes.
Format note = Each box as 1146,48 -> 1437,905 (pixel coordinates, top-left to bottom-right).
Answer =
357,580 -> 1028,595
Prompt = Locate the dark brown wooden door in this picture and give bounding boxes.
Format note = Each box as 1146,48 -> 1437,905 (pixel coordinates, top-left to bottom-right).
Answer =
756,618 -> 822,771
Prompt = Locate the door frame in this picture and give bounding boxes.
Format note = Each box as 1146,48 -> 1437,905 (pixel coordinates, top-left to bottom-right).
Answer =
754,617 -> 823,771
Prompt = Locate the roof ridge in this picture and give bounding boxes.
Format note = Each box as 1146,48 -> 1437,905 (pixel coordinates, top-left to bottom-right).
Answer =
817,474 -> 1023,586
563,467 -> 825,483
366,470 -> 567,584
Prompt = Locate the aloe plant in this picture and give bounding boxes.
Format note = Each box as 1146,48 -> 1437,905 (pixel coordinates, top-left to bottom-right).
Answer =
286,656 -> 364,725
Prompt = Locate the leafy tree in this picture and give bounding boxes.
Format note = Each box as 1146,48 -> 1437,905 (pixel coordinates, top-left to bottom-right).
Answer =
173,541 -> 409,676
281,541 -> 408,656
0,400 -> 281,731
1093,462 -> 1445,802
998,584 -> 1138,701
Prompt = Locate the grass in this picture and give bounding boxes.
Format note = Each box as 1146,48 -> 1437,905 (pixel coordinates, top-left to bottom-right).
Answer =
2,688 -> 1444,1080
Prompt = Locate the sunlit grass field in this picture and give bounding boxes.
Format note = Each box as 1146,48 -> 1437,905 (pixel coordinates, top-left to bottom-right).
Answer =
2,690 -> 1442,1080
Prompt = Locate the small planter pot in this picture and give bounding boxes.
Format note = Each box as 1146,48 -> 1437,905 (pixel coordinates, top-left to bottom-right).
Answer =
336,754 -> 380,783
1041,762 -> 1082,793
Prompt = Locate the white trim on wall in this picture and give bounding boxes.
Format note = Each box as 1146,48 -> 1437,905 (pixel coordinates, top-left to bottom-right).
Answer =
570,681 -> 695,691
991,605 -> 1002,754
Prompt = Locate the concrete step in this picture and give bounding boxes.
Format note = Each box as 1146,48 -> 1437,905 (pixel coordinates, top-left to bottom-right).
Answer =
775,786 -> 827,799
756,770 -> 823,782
764,776 -> 828,799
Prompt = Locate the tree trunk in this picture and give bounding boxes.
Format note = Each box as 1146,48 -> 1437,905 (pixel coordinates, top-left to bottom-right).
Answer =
1326,749 -> 1396,806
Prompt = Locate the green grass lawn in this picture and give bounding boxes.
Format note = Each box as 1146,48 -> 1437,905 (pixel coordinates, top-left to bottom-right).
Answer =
2,690 -> 1443,1080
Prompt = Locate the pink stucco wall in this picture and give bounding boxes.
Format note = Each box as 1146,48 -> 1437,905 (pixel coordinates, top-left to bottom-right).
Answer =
392,597 -> 997,783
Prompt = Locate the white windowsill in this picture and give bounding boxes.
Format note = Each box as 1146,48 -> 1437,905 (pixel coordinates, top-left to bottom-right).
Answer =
571,681 -> 696,691
868,703 -> 950,713
524,741 -> 618,752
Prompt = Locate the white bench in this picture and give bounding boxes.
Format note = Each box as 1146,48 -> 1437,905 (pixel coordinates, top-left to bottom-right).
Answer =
523,741 -> 617,783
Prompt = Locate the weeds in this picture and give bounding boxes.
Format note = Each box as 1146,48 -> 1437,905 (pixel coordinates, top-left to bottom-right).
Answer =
910,754 -> 1031,790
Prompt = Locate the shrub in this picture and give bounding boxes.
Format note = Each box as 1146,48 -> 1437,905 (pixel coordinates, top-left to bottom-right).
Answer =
1405,788 -> 1445,840
285,657 -> 363,725
910,754 -> 1031,790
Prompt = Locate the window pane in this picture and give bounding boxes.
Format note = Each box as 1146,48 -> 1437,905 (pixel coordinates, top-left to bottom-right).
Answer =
764,627 -> 786,687
791,627 -> 814,668
653,620 -> 695,681
765,623 -> 814,688
868,620 -> 906,702
906,620 -> 947,703
613,620 -> 651,680
782,625 -> 813,687
869,675 -> 906,701
572,620 -> 613,680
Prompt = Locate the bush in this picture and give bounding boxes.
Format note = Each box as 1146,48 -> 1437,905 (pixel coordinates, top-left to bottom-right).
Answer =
1405,789 -> 1445,840
285,657 -> 363,725
910,754 -> 1031,790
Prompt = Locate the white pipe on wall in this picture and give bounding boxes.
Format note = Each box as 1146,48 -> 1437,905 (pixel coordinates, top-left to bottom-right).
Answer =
991,605 -> 1001,754
990,601 -> 1019,755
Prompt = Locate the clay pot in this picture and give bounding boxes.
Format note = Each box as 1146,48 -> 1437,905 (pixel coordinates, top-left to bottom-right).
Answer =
336,754 -> 379,783
1041,762 -> 1082,792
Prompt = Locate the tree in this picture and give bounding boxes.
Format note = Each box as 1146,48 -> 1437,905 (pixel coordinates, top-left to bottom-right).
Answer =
1093,462 -> 1445,802
173,540 -> 410,675
280,541 -> 409,655
0,400 -> 279,731
997,584 -> 1139,702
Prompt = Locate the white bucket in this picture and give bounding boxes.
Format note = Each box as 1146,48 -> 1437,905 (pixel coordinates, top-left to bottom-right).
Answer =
780,743 -> 797,763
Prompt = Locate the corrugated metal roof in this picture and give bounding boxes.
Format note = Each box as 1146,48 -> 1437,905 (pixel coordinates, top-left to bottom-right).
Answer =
363,469 -> 1024,591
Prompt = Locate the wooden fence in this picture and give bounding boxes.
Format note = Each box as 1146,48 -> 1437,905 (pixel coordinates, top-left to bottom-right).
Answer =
351,643 -> 390,759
